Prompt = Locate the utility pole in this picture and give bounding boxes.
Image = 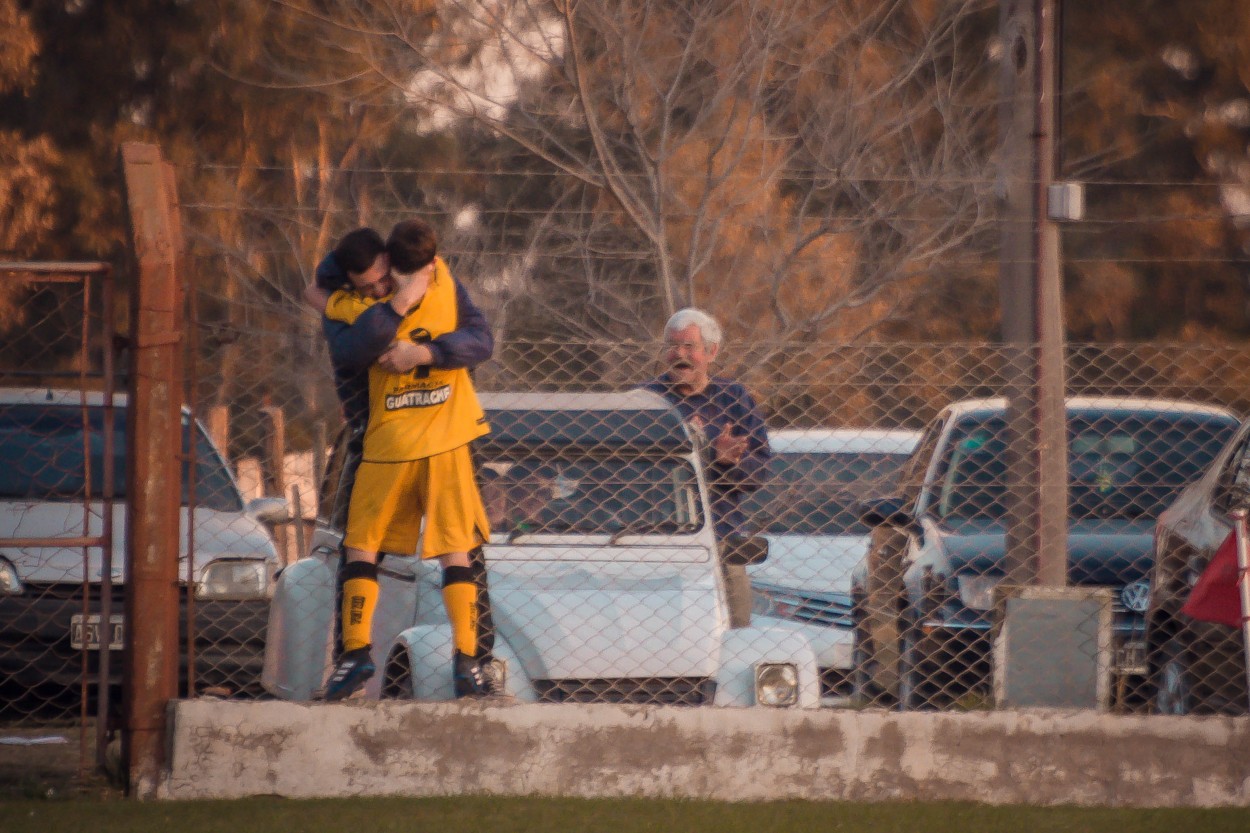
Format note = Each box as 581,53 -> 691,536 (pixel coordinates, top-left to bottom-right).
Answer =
120,142 -> 184,799
997,0 -> 1068,587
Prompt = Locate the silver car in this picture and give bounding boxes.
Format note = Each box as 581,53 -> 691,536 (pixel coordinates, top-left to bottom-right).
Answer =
0,388 -> 285,717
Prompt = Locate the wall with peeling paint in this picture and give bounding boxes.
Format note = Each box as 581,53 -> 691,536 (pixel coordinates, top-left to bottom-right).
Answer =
159,700 -> 1250,807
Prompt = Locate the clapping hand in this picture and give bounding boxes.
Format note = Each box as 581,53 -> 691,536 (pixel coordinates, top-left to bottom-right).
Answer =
712,422 -> 748,466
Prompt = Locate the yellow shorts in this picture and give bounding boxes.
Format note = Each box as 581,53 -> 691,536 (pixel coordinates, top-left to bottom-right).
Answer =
344,444 -> 490,559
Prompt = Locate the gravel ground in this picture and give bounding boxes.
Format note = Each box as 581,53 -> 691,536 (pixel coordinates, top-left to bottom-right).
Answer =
0,723 -> 120,799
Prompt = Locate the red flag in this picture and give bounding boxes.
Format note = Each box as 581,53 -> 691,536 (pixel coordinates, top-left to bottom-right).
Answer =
1180,531 -> 1245,628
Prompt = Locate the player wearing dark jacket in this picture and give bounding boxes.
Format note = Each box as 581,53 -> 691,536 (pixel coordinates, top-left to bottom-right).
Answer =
315,220 -> 499,702
313,249 -> 493,432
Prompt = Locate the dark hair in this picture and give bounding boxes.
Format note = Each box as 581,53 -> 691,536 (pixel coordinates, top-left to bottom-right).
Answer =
332,228 -> 386,275
386,219 -> 439,273
318,228 -> 385,291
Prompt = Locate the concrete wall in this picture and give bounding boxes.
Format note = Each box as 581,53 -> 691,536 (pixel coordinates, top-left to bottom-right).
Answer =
160,700 -> 1250,807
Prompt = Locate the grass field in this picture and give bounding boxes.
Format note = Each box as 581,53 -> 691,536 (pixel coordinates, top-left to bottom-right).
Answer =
3,795 -> 1250,833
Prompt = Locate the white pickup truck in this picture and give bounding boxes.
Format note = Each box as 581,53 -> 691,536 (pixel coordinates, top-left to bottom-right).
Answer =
262,390 -> 820,707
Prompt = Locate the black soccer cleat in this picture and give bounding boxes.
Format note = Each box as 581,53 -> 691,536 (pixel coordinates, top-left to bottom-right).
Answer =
453,650 -> 497,698
321,646 -> 376,702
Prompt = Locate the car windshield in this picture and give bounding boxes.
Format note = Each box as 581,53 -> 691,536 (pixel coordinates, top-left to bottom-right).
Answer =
933,411 -> 1237,522
477,455 -> 702,537
744,450 -> 912,535
0,404 -> 242,512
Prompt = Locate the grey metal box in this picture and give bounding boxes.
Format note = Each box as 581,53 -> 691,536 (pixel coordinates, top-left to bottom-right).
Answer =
993,586 -> 1113,710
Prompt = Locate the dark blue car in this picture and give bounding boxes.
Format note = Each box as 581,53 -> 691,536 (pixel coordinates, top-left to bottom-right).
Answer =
850,397 -> 1239,710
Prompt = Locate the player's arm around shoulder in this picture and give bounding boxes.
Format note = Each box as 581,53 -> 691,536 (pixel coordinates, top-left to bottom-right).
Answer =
323,291 -> 404,372
324,289 -> 378,325
426,277 -> 494,369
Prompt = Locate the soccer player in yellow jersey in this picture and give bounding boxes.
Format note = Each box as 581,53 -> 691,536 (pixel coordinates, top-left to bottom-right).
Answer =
321,219 -> 498,700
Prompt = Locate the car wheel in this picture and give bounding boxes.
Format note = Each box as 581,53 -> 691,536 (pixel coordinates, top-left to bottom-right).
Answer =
1155,636 -> 1194,716
381,648 -> 412,699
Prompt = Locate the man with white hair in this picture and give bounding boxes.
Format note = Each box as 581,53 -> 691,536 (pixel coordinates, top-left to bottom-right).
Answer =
642,308 -> 771,538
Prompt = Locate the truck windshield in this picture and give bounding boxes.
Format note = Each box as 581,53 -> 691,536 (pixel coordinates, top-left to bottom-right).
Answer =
478,455 -> 702,537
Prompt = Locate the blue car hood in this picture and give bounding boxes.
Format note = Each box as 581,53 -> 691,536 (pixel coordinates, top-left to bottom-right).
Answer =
936,517 -> 1155,585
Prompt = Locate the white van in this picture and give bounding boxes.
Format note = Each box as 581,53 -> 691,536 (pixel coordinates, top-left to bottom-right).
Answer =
263,390 -> 820,708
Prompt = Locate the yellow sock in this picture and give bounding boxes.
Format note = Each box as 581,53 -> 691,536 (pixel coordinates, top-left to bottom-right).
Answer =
442,581 -> 479,656
342,576 -> 378,652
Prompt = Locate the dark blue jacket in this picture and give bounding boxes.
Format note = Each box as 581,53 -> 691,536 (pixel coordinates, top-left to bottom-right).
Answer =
314,253 -> 494,431
641,375 -> 771,538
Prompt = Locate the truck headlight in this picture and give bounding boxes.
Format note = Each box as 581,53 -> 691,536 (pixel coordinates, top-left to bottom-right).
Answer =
956,574 -> 1001,612
754,662 -> 799,707
0,557 -> 23,595
196,559 -> 268,600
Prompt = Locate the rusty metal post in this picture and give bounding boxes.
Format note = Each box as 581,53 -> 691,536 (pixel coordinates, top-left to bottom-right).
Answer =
120,142 -> 184,799
261,403 -> 290,561
98,265 -> 118,771
205,405 -> 230,457
1231,509 -> 1250,713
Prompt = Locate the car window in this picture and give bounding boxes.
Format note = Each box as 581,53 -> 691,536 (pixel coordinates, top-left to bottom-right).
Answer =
188,425 -> 244,512
476,454 -> 701,537
899,416 -> 946,499
931,411 -> 1237,523
743,450 -> 911,534
0,404 -> 242,512
1069,415 -> 1234,520
936,427 -> 1008,520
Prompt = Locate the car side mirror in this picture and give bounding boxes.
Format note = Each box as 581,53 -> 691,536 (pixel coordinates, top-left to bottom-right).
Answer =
721,534 -> 769,566
246,496 -> 291,525
859,496 -> 914,529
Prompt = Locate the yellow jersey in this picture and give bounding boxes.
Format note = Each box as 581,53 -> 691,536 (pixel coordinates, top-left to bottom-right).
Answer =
325,258 -> 489,462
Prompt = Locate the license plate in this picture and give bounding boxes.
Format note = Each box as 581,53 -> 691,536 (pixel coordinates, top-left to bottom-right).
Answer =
70,614 -> 124,651
1114,639 -> 1147,675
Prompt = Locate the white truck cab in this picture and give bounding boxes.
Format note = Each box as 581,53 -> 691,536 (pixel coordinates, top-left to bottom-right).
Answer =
262,390 -> 819,707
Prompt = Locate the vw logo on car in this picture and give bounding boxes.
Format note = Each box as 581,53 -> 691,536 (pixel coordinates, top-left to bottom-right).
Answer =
1119,578 -> 1151,614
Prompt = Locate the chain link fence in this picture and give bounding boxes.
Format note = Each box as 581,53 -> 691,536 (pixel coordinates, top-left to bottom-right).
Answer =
0,262 -> 117,793
180,275 -> 1250,715
4,258 -> 1247,726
